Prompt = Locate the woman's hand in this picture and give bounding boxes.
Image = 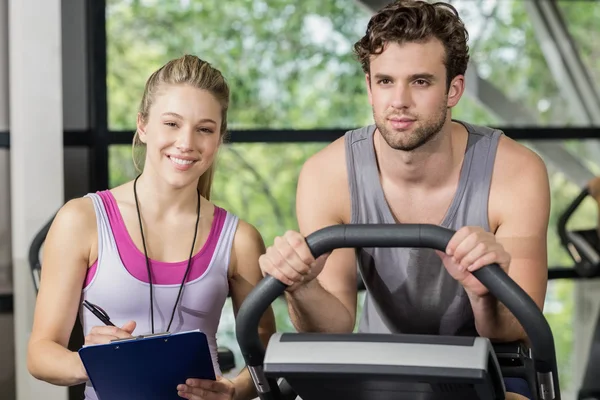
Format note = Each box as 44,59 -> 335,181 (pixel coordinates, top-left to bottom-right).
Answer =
83,321 -> 136,345
177,376 -> 236,400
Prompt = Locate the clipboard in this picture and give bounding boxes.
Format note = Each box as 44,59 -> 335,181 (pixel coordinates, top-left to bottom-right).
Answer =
78,329 -> 216,400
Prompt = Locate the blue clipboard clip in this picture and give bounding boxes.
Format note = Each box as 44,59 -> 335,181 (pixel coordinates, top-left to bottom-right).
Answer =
79,329 -> 216,400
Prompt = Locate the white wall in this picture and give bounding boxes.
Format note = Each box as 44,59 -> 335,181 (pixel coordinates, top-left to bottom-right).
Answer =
8,0 -> 67,398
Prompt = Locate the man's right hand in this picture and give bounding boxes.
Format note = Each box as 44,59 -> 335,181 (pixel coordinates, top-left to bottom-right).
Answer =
259,231 -> 330,292
84,321 -> 137,345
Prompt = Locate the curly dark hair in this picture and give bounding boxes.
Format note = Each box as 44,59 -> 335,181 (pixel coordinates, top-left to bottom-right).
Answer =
353,0 -> 470,89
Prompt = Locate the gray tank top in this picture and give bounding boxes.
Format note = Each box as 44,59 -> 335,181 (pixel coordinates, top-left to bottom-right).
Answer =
345,121 -> 502,336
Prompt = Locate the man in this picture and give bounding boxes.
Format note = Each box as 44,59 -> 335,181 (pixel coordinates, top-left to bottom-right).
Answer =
259,1 -> 550,398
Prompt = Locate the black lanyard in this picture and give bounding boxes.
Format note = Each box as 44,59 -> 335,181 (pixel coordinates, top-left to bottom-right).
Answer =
133,174 -> 200,333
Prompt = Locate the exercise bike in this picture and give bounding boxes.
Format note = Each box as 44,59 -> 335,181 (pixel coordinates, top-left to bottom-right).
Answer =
557,186 -> 600,400
235,224 -> 561,400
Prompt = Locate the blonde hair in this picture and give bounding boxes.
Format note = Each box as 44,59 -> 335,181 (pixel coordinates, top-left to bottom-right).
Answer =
132,54 -> 230,200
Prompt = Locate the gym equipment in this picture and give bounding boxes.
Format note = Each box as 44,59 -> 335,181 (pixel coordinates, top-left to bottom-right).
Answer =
28,212 -> 236,375
557,187 -> 600,278
557,187 -> 600,400
236,224 -> 561,400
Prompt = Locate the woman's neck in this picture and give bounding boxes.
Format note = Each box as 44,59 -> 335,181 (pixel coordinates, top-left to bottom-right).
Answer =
133,172 -> 200,218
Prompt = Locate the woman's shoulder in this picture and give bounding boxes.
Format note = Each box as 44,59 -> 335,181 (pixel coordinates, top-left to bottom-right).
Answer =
49,195 -> 98,245
58,195 -> 97,222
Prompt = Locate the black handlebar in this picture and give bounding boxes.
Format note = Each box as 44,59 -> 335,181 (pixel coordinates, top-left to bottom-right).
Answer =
556,186 -> 600,278
236,224 -> 560,399
557,187 -> 589,249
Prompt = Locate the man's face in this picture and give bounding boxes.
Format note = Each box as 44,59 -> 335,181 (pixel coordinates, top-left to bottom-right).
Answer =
366,38 -> 463,151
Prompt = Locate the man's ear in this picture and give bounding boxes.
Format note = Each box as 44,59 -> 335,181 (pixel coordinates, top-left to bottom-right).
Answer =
446,75 -> 465,108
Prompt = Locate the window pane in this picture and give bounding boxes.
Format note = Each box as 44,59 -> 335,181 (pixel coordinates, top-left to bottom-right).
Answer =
557,0 -> 600,89
108,0 -> 600,133
446,0 -> 583,127
106,0 -> 372,131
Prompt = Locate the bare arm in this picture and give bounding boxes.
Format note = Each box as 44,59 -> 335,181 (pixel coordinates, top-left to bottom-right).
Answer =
27,198 -> 95,386
471,141 -> 551,342
228,220 -> 277,400
283,141 -> 359,334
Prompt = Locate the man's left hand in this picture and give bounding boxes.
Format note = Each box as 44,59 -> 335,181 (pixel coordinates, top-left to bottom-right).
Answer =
437,226 -> 511,297
177,376 -> 236,400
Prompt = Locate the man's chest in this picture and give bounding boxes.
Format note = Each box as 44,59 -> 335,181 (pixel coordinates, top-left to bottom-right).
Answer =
381,183 -> 459,225
380,182 -> 499,232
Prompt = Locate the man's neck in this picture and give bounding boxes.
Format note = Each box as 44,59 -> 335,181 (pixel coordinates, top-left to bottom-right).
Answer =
373,121 -> 467,189
133,171 -> 200,218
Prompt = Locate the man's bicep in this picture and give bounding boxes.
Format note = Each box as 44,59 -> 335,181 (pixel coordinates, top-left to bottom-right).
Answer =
495,155 -> 550,311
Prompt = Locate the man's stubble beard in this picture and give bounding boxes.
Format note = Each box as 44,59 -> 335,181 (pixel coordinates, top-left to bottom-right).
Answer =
374,100 -> 449,152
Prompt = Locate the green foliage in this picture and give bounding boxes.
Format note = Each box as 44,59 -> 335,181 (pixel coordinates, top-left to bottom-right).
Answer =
106,0 -> 600,390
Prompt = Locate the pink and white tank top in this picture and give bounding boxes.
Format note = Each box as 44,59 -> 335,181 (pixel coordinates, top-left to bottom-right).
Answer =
79,191 -> 239,399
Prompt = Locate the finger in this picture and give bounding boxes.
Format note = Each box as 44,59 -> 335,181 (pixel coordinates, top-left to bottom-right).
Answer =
90,325 -> 134,339
452,231 -> 491,262
177,384 -> 216,400
466,247 -> 510,272
466,251 -> 500,273
268,244 -> 308,282
259,254 -> 297,286
84,333 -> 120,345
283,230 -> 316,266
274,235 -> 312,274
121,320 -> 136,334
186,378 -> 220,391
458,242 -> 488,271
446,227 -> 477,256
434,249 -> 450,261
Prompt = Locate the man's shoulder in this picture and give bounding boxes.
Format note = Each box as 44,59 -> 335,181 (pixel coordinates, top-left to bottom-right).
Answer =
302,125 -> 372,177
488,134 -> 550,226
458,119 -> 546,176
494,134 -> 547,178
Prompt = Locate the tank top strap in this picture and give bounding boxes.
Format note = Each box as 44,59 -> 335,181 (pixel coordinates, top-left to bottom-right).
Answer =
211,208 -> 239,272
344,125 -> 383,224
453,121 -> 503,231
84,192 -> 118,259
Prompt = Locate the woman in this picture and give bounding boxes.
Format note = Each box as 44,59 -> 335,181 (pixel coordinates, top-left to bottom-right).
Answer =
27,55 -> 276,400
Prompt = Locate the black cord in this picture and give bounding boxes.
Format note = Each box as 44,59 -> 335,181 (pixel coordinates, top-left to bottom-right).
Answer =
133,174 -> 200,333
167,185 -> 200,332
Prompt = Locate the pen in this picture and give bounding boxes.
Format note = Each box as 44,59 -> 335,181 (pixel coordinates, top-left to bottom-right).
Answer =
83,300 -> 115,326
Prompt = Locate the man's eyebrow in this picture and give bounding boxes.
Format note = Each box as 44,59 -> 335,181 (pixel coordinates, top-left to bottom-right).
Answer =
408,73 -> 436,81
372,73 -> 394,81
371,73 -> 437,82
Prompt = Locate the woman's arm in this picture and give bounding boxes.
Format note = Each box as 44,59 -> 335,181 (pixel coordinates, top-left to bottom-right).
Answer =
27,198 -> 96,386
228,220 -> 277,400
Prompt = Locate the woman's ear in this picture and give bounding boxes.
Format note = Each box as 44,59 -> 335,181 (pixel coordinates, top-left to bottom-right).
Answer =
136,113 -> 148,144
